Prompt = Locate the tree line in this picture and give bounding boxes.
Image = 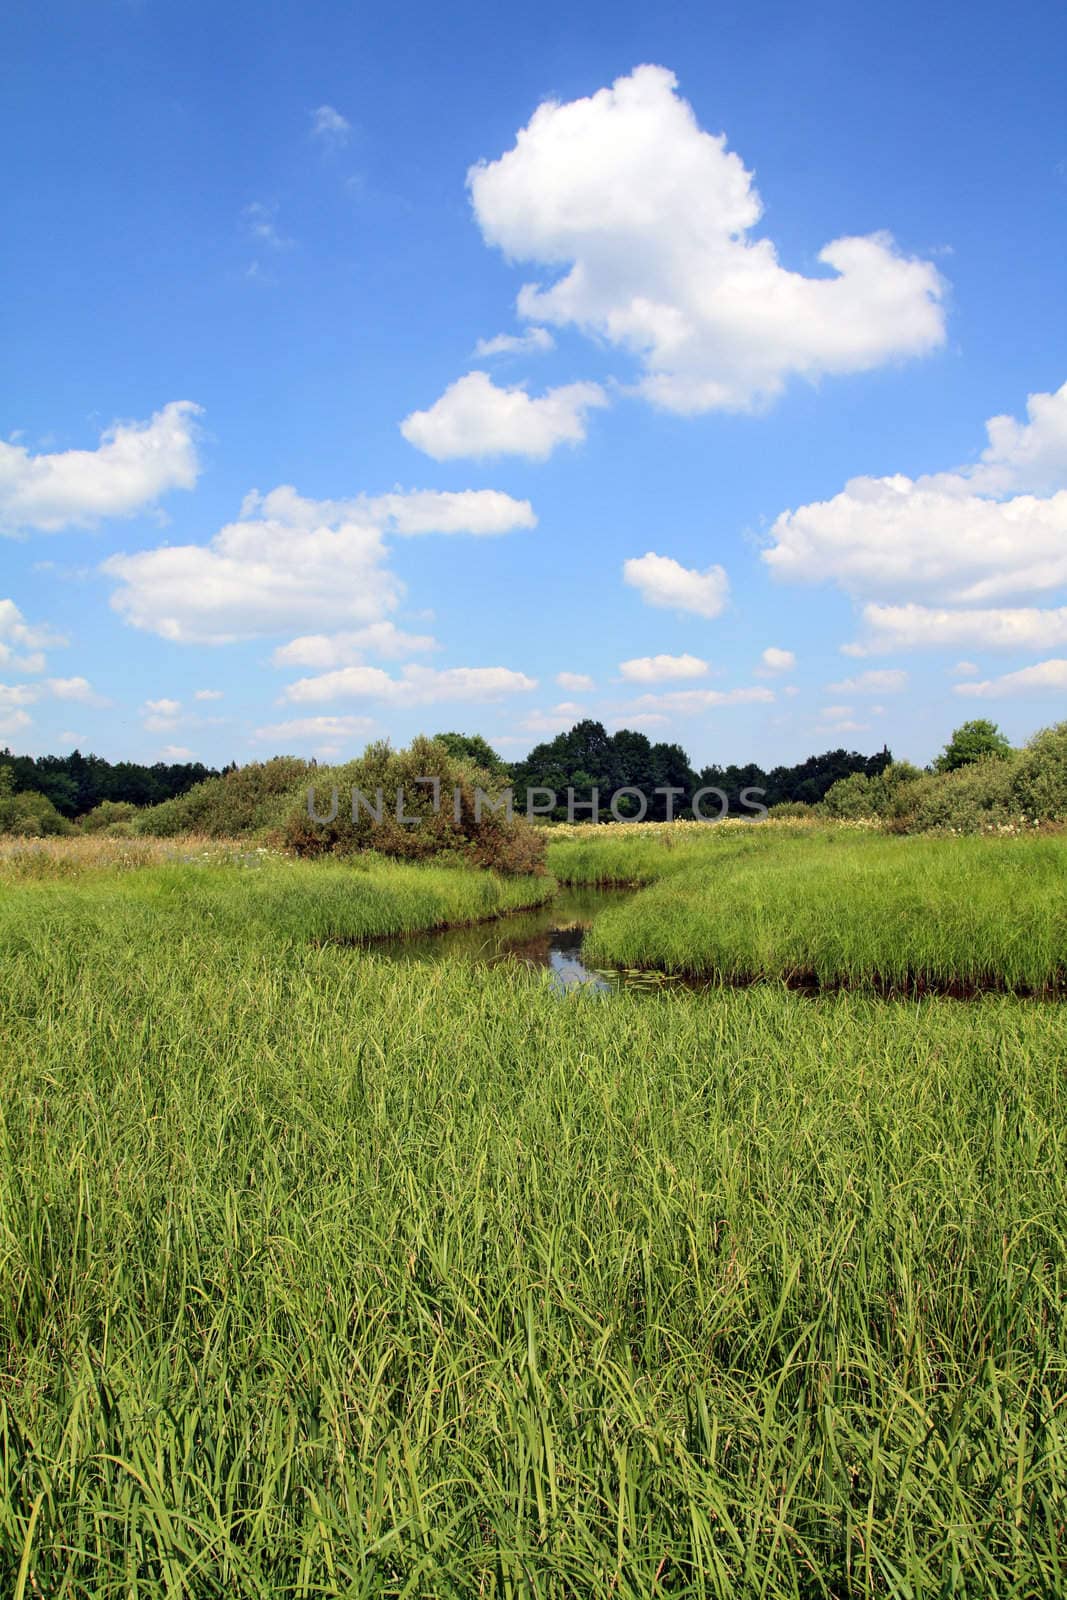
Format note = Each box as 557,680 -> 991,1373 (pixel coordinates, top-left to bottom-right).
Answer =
0,748 -> 221,819
1,721 -> 895,824
444,721 -> 893,821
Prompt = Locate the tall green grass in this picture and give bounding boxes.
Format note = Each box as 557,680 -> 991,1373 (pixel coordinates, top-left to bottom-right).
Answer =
545,820 -> 805,886
0,857 -> 1065,1594
1,851 -> 554,948
581,831 -> 1067,993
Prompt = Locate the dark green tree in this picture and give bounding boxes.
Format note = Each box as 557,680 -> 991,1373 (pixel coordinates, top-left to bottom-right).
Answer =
933,720 -> 1013,773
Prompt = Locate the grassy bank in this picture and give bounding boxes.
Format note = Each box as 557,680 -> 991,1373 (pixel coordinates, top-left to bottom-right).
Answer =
0,853 -> 1065,1594
545,818 -> 821,886
572,829 -> 1067,994
0,841 -> 554,946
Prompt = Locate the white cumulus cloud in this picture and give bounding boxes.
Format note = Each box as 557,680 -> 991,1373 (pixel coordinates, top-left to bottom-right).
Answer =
765,381 -> 1067,604
281,663 -> 538,707
955,659 -> 1067,698
252,714 -> 377,746
47,676 -> 108,706
0,402 -> 201,534
401,371 -> 607,461
556,671 -> 594,691
103,484 -> 534,646
623,552 -> 729,618
844,601 -> 1067,655
759,647 -> 795,674
826,669 -> 908,695
468,64 -> 945,414
624,685 -> 773,714
474,328 -> 555,358
0,599 -> 66,672
618,652 -> 709,682
273,621 -> 439,669
142,697 -> 182,732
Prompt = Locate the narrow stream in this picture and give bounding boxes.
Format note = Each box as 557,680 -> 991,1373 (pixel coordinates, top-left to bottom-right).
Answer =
377,885 -> 680,993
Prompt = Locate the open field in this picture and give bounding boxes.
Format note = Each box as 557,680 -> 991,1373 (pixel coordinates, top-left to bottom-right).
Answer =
552,828 -> 1067,994
1,835 -> 1065,1596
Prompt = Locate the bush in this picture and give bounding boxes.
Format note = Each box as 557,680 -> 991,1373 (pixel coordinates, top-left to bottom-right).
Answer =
135,757 -> 311,838
0,786 -> 73,836
888,756 -> 1018,834
80,800 -> 139,833
1010,721 -> 1067,823
766,801 -> 813,819
281,736 -> 546,875
821,761 -> 924,821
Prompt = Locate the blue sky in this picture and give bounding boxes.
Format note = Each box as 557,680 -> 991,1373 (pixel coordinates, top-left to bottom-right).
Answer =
2,0 -> 1065,771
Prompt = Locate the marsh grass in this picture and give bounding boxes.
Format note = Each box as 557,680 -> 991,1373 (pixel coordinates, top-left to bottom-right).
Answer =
0,855 -> 1065,1594
568,830 -> 1067,994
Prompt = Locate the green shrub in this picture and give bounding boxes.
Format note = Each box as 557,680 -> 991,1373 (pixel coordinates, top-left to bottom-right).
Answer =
766,800 -> 812,818
1010,720 -> 1067,823
281,736 -> 546,875
889,754 -> 1017,833
0,786 -> 73,836
135,757 -> 311,838
822,760 -> 924,820
80,799 -> 139,833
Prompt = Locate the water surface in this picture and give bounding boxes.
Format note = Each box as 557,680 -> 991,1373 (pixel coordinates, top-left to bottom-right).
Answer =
376,885 -> 680,993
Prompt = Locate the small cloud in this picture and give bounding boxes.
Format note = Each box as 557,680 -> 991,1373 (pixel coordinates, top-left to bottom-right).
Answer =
758,646 -> 795,674
242,201 -> 293,251
618,653 -> 709,683
826,668 -> 908,695
623,552 -> 729,619
951,660 -> 980,677
47,676 -> 109,707
251,714 -> 376,746
160,744 -> 195,760
473,328 -> 555,359
310,104 -> 351,146
401,371 -> 607,462
556,671 -> 594,691
142,696 -> 181,732
194,688 -> 224,701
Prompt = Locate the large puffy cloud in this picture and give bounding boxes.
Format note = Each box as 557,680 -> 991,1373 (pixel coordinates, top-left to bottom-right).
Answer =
401,372 -> 607,461
0,402 -> 201,534
0,599 -> 65,672
955,659 -> 1067,698
765,382 -> 1067,606
281,663 -> 538,706
623,552 -> 730,618
845,602 -> 1067,655
618,653 -> 709,682
103,484 -> 535,645
468,65 -> 945,414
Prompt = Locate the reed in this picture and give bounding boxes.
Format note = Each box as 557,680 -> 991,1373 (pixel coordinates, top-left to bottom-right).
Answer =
0,848 -> 1064,1593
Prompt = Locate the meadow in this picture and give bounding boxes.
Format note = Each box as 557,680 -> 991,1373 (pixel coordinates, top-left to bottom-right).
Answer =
548,828 -> 1067,994
0,829 -> 1065,1597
